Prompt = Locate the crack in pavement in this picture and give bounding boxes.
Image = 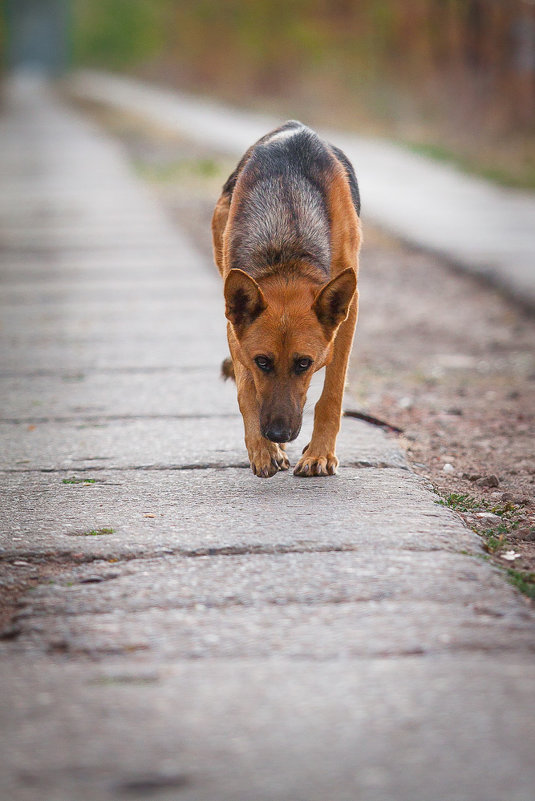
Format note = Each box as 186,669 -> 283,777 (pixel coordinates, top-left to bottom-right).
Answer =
0,413 -> 240,424
1,543 -> 364,567
28,584 -> 535,623
24,641 -> 535,660
0,365 -> 217,378
14,593 -> 397,620
1,463 -> 251,473
1,459 -> 404,474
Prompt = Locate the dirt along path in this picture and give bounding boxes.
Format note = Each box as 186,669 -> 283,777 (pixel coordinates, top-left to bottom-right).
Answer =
76,98 -> 535,598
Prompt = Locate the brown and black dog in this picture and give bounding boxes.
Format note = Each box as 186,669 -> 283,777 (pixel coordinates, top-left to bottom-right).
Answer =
212,120 -> 361,478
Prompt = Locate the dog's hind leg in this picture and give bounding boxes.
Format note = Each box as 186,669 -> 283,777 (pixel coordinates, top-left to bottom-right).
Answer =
213,192 -> 234,376
221,357 -> 235,381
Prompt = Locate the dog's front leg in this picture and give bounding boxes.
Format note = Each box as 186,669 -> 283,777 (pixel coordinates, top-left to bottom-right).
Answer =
294,292 -> 358,477
229,339 -> 290,478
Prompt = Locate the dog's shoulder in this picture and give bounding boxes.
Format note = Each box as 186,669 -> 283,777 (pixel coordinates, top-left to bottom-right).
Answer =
224,121 -> 359,214
220,122 -> 360,280
221,120 -> 306,200
240,121 -> 334,188
327,144 -> 360,216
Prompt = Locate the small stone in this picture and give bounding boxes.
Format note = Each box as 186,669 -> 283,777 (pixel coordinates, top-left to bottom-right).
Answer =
443,463 -> 455,473
501,492 -> 514,502
398,396 -> 413,410
501,551 -> 521,561
475,474 -> 500,488
79,575 -> 105,584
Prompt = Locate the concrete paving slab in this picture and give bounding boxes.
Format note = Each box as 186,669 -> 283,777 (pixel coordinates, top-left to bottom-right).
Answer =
0,657 -> 534,801
0,416 -> 405,472
0,277 -> 220,304
18,550 -> 513,616
1,298 -> 226,341
0,338 -> 223,372
0,249 -> 217,284
1,467 -> 476,559
11,598 -> 535,660
0,368 -> 239,419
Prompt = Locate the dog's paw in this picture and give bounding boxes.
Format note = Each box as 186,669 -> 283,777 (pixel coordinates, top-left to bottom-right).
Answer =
293,452 -> 338,477
249,442 -> 290,478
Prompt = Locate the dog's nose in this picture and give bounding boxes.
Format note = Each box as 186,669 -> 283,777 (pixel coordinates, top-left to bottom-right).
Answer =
264,422 -> 292,443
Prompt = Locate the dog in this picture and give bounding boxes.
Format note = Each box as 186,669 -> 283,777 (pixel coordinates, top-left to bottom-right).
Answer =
212,120 -> 361,478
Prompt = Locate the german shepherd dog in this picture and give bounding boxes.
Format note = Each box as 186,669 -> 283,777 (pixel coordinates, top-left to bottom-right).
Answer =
212,120 -> 361,478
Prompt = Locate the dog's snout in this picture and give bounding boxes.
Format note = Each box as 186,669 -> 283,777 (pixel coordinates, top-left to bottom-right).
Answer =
264,421 -> 293,443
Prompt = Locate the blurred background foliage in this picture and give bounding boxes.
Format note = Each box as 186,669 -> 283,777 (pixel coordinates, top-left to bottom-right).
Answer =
12,1 -> 535,186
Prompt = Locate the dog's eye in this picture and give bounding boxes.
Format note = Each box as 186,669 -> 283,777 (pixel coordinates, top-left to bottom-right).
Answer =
254,355 -> 273,372
295,357 -> 312,375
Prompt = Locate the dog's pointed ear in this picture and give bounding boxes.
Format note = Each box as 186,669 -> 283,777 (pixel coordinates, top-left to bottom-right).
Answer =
312,268 -> 356,334
224,269 -> 266,330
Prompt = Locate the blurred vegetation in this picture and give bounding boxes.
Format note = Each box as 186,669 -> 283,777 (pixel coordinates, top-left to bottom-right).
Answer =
73,0 -> 164,68
71,1 -> 534,187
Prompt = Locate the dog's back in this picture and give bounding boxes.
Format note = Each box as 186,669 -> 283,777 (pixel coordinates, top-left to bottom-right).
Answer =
222,121 -> 360,282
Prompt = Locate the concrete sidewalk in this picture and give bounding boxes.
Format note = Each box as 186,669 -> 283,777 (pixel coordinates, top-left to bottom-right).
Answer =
1,76 -> 534,801
70,69 -> 535,309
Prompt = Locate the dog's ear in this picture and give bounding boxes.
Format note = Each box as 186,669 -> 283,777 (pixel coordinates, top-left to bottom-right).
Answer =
224,269 -> 266,330
312,268 -> 356,334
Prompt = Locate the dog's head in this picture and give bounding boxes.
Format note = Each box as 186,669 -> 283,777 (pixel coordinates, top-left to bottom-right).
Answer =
224,267 -> 356,443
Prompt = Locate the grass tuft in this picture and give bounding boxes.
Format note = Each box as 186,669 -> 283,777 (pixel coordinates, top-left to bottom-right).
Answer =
82,528 -> 115,536
507,569 -> 535,600
436,493 -> 480,513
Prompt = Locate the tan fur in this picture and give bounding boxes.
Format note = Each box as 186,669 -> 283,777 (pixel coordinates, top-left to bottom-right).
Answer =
211,193 -> 231,277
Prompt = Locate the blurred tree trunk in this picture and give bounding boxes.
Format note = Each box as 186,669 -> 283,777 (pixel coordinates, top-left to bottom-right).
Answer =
6,0 -> 70,75
509,0 -> 535,126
